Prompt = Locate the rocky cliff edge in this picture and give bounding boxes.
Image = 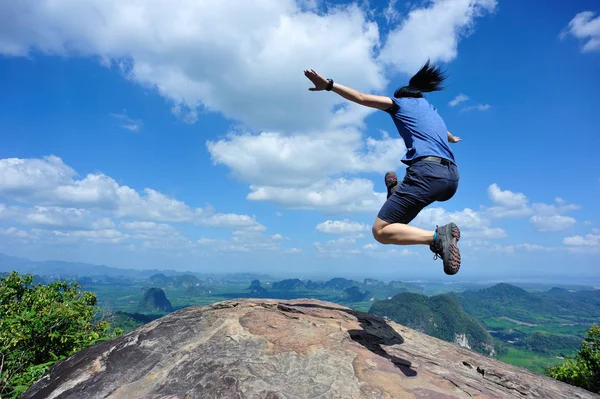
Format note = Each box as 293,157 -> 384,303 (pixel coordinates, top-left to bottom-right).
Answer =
22,298 -> 599,399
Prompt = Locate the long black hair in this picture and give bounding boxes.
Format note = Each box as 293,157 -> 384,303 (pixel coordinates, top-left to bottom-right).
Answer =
394,59 -> 447,98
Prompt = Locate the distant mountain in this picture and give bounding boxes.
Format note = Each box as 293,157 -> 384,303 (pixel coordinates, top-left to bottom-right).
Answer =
453,283 -> 600,324
0,271 -> 46,285
247,280 -> 268,296
369,292 -> 495,355
149,273 -> 202,288
340,286 -> 371,302
272,277 -> 360,291
0,253 -> 191,279
138,288 -> 173,313
272,278 -> 306,290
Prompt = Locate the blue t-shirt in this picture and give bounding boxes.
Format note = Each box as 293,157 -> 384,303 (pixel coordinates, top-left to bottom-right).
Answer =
385,97 -> 455,165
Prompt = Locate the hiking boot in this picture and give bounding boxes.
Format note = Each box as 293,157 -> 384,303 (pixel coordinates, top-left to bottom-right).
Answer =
430,222 -> 461,275
385,171 -> 398,199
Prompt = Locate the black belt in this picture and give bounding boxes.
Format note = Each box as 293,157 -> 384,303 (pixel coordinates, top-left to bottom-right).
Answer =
410,156 -> 454,166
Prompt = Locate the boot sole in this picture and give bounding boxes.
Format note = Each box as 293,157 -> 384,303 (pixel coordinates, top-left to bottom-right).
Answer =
444,224 -> 461,275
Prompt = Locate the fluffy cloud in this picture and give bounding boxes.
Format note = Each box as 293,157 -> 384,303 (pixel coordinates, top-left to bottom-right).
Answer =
484,184 -> 580,231
0,156 -> 201,222
449,93 -> 469,107
0,0 -> 498,133
461,104 -> 490,112
378,0 -> 498,73
313,236 -> 358,255
0,155 -> 278,253
530,215 -> 576,232
0,156 -> 266,228
2,205 -> 116,230
247,178 -> 386,213
197,227 -> 291,253
563,230 -> 600,247
487,183 -> 528,209
1,227 -> 31,240
111,112 -> 142,132
207,128 -> 403,212
560,11 -> 600,53
198,214 -> 266,231
0,0 -> 387,133
207,129 -> 406,188
316,219 -> 369,234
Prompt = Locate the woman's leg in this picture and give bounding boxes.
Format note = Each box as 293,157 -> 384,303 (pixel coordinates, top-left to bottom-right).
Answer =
372,217 -> 434,245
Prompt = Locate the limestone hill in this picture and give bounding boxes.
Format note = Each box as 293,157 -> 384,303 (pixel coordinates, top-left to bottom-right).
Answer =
23,299 -> 599,399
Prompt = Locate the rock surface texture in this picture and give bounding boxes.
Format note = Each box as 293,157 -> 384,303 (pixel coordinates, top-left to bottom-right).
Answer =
23,298 -> 599,399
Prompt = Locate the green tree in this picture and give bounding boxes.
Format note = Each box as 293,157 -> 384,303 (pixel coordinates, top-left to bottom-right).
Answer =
0,271 -> 121,398
545,324 -> 600,394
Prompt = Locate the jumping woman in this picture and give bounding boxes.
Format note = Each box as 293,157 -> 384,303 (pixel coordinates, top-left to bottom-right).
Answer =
304,60 -> 462,275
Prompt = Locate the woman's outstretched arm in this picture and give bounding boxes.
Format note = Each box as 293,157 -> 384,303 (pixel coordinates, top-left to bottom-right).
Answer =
304,69 -> 393,111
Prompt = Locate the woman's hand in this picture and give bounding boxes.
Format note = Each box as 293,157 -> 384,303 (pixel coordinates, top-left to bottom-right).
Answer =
304,69 -> 328,91
447,131 -> 462,143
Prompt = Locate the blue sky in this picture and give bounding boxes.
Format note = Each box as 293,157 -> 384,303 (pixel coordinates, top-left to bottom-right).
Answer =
0,0 -> 598,283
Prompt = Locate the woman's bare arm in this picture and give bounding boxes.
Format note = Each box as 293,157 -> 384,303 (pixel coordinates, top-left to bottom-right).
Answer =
304,69 -> 393,111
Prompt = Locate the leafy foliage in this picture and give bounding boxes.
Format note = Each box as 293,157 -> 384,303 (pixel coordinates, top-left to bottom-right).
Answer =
0,271 -> 119,398
514,332 -> 581,354
104,311 -> 162,334
545,325 -> 600,394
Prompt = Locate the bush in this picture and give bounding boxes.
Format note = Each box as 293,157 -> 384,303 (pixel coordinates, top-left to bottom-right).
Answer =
0,271 -> 120,398
545,325 -> 600,394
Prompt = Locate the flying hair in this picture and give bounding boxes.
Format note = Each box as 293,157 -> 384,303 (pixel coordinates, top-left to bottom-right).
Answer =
394,59 -> 448,98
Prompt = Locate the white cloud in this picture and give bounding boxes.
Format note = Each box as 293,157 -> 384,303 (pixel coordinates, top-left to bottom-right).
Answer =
449,93 -> 469,107
25,206 -> 115,230
121,221 -> 176,233
197,227 -> 290,253
488,184 -> 528,208
30,228 -> 130,245
414,207 -> 487,229
484,185 -> 580,232
560,11 -> 600,53
517,243 -> 557,252
0,0 -> 388,133
207,129 -> 406,188
461,104 -> 490,112
485,184 -> 531,218
411,206 -> 507,240
110,112 -> 142,132
383,0 -> 401,25
0,156 -> 202,222
378,0 -> 497,74
198,213 -> 266,231
285,247 -> 302,254
314,236 -> 358,255
0,0 -> 497,135
1,227 -> 31,240
247,178 -> 386,213
563,232 -> 600,247
316,219 -> 369,235
530,215 -> 576,232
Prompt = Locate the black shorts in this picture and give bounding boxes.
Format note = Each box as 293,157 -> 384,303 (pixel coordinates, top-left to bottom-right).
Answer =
377,159 -> 460,225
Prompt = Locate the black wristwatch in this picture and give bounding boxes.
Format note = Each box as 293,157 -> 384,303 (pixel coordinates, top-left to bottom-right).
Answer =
326,79 -> 334,91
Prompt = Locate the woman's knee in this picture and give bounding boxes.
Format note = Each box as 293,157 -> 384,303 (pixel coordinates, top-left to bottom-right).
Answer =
372,220 -> 388,244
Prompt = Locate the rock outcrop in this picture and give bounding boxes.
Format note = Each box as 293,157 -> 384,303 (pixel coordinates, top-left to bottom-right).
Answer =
23,298 -> 599,399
